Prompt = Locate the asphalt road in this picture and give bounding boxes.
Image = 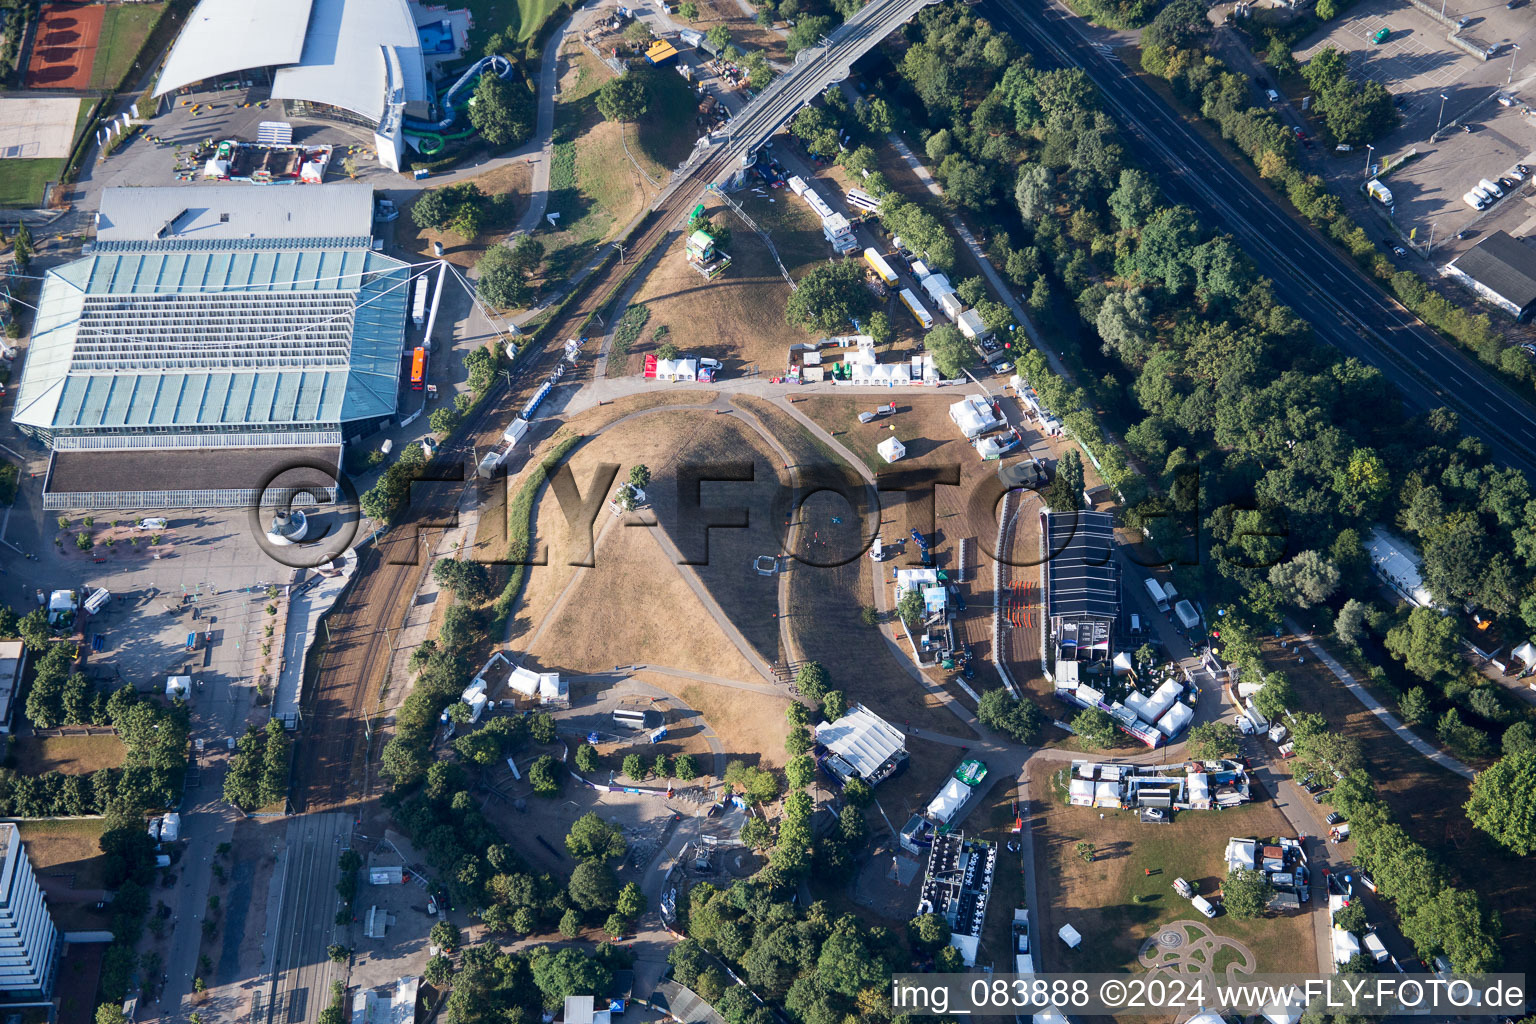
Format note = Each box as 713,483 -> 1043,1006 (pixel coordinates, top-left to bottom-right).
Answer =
980,0 -> 1536,477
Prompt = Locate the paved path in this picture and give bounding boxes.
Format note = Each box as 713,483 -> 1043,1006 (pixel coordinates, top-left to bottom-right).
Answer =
1287,623 -> 1475,780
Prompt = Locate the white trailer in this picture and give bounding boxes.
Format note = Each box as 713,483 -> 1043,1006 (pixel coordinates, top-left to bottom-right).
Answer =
477,417 -> 530,478
1173,599 -> 1199,631
1363,929 -> 1389,963
1144,578 -> 1170,612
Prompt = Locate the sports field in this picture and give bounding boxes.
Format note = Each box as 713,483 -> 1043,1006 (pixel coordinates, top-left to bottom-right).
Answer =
25,2 -> 106,90
87,2 -> 166,90
0,96 -> 92,207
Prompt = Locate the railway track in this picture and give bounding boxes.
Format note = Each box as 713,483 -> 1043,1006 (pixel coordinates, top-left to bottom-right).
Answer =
289,0 -> 937,811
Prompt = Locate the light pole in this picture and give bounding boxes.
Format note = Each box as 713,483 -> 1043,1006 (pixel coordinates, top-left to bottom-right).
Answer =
1364,144 -> 1375,179
1509,44 -> 1521,84
1437,92 -> 1448,133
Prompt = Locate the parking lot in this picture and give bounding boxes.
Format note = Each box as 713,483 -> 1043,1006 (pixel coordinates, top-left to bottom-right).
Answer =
1367,97 -> 1536,257
1297,2 -> 1474,99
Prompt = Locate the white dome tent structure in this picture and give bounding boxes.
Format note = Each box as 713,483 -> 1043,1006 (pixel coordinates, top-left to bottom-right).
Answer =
877,436 -> 906,463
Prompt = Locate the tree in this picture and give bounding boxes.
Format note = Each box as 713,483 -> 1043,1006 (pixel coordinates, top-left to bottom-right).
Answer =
619,753 -> 644,781
1385,607 -> 1462,683
1252,672 -> 1294,721
1399,686 -> 1432,726
530,947 -> 613,1010
1187,720 -> 1240,760
1072,707 -> 1116,749
1400,887 -> 1501,971
604,912 -> 630,938
424,954 -> 454,986
559,907 -> 584,938
17,609 -> 49,653
95,1006 -> 128,1024
11,221 -> 33,271
1268,550 -> 1340,609
652,753 -> 671,779
616,881 -> 646,919
795,662 -> 830,702
896,590 -> 924,629
1465,750 -> 1536,855
673,753 -> 699,781
432,558 -> 491,602
706,24 -> 732,52
816,922 -> 888,997
821,689 -> 847,721
678,1 -> 698,17
1503,721 -> 1536,757
469,72 -> 534,147
327,944 -> 350,964
575,743 -> 599,773
784,754 -> 815,790
739,817 -> 773,849
1224,868 -> 1271,919
529,712 -> 556,744
566,812 -> 627,861
528,754 -> 560,795
925,324 -> 971,378
596,75 -> 648,123
785,14 -> 832,54
569,860 -> 619,912
865,310 -> 892,346
909,912 -> 951,950
785,261 -> 874,334
1048,448 -> 1085,511
430,920 -> 461,952
1334,598 -> 1370,647
477,243 -> 536,309
977,689 -> 1045,744
1333,901 -> 1368,935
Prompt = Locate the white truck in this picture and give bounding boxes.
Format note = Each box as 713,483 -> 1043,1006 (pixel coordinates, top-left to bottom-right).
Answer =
1366,180 -> 1393,206
1144,578 -> 1170,613
1363,929 -> 1389,964
477,418 -> 530,478
1190,895 -> 1218,918
83,588 -> 110,615
1173,600 -> 1199,631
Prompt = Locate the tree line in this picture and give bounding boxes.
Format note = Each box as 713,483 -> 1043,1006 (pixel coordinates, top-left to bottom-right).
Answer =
1138,0 -> 1536,393
222,720 -> 290,812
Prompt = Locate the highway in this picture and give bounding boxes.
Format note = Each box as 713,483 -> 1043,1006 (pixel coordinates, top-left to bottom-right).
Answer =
981,0 -> 1536,477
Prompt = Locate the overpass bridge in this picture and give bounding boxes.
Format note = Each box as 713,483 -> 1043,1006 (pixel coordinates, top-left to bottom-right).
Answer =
653,0 -> 942,203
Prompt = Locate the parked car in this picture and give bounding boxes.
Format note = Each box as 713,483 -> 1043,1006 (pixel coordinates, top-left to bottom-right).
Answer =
1510,0 -> 1528,10
1391,245 -> 1408,257
1499,176 -> 1517,190
1314,789 -> 1331,803
1325,811 -> 1345,825
1265,89 -> 1281,103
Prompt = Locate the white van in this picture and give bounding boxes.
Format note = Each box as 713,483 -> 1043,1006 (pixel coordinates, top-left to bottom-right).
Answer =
1190,895 -> 1218,918
137,517 -> 169,530
1479,177 -> 1505,199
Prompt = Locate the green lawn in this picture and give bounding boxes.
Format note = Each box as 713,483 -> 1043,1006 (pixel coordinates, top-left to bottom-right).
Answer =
633,63 -> 701,171
88,3 -> 166,90
464,0 -> 566,47
0,159 -> 65,208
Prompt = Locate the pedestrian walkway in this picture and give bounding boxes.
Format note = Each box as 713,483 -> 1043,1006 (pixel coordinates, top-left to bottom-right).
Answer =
274,556 -> 359,726
1289,624 -> 1475,780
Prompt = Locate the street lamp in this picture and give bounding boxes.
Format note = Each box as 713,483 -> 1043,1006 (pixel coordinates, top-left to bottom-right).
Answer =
1509,44 -> 1522,85
1437,92 -> 1449,134
1364,143 -> 1375,179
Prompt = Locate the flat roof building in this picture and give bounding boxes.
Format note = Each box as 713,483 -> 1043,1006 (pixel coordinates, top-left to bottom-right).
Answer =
1443,230 -> 1536,321
0,642 -> 26,735
13,185 -> 410,509
0,824 -> 60,1000
1042,510 -> 1120,662
154,0 -> 433,169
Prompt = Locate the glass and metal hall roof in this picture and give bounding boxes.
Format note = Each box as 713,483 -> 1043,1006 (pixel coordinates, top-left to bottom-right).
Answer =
14,244 -> 410,434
